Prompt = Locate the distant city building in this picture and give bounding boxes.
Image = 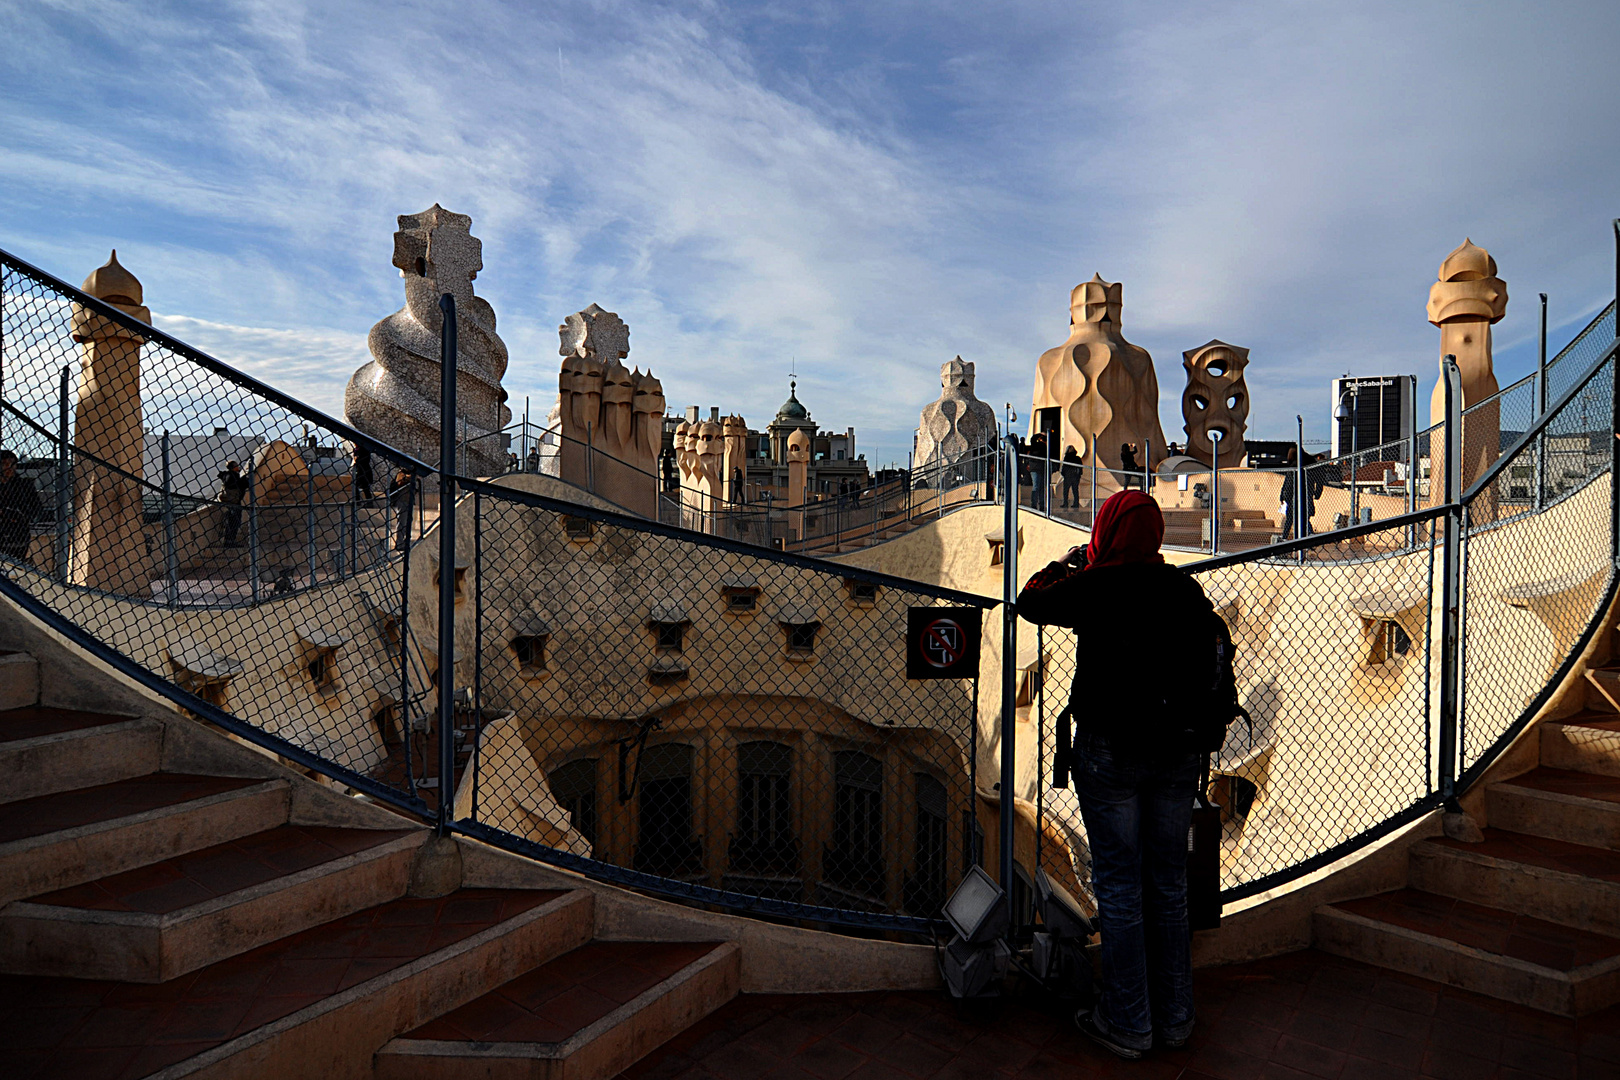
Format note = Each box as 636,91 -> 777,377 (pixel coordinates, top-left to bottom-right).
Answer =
1330,375 -> 1417,459
661,383 -> 868,502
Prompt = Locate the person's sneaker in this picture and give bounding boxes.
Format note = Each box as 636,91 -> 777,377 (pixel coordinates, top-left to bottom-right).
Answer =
1074,1009 -> 1144,1060
1158,1019 -> 1194,1050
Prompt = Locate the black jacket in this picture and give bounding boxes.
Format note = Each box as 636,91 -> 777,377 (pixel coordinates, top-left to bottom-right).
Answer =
1016,559 -> 1214,749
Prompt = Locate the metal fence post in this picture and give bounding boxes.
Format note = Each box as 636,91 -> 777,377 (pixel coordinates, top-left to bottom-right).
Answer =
1438,356 -> 1464,806
1090,432 -> 1099,528
54,365 -> 70,581
472,490 -> 483,822
1407,376 -> 1419,545
305,456 -> 316,589
248,460 -> 259,603
1537,292 -> 1549,511
437,293 -> 459,835
162,431 -> 176,608
1612,219 -> 1620,565
1295,414 -> 1308,559
1210,432 -> 1222,554
999,435 -> 1019,902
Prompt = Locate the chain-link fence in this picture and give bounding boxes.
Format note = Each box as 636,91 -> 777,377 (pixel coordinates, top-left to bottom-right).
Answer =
447,478 -> 993,929
0,245 -> 999,934
1025,331 -> 1617,907
3,238 -> 1615,934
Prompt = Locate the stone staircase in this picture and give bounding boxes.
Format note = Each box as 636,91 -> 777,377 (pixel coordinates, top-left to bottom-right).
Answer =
1313,626 -> 1620,1017
0,651 -> 739,1079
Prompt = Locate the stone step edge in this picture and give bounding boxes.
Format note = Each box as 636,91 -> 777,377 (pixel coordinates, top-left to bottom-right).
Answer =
145,889 -> 595,1080
375,941 -> 741,1076
1313,904 -> 1620,1017
0,778 -> 291,860
1408,840 -> 1620,936
0,718 -> 163,805
0,713 -> 151,748
0,829 -> 428,981
1490,780 -> 1620,817
0,779 -> 291,907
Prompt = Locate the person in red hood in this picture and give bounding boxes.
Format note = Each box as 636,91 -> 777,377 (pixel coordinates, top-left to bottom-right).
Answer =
1017,490 -> 1213,1060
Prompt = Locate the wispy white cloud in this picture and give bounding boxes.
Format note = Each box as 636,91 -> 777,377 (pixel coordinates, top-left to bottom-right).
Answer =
2,0 -> 1617,466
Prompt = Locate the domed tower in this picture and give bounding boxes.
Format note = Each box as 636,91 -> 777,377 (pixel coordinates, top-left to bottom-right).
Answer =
767,381 -> 817,464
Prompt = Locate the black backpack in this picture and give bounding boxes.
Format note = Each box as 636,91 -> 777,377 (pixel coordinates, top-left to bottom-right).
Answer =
1185,610 -> 1251,755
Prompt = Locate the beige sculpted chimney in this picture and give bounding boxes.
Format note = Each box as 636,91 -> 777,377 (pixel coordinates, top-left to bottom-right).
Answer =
1428,239 -> 1507,503
345,205 -> 511,476
1031,275 -> 1167,483
786,428 -> 810,540
69,251 -> 151,594
553,304 -> 662,517
1181,340 -> 1250,470
722,414 -> 749,503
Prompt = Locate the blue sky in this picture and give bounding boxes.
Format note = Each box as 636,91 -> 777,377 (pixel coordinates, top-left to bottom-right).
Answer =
2,1 -> 1618,468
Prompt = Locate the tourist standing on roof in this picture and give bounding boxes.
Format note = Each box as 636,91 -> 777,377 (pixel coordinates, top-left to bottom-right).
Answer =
0,451 -> 40,564
1016,490 -> 1214,1060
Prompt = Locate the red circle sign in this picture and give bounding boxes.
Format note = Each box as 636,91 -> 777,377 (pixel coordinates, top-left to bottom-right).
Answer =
920,617 -> 966,669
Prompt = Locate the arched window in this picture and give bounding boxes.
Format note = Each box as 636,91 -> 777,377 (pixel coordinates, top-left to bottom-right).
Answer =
904,773 -> 948,917
730,741 -> 797,877
547,758 -> 597,849
824,750 -> 883,899
633,743 -> 701,877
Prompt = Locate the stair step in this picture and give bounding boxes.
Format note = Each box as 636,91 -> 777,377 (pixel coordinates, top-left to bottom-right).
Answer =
1486,768 -> 1620,850
1409,829 -> 1620,937
0,773 -> 290,906
0,825 -> 424,981
0,887 -> 589,1080
1313,889 -> 1620,1016
0,651 -> 39,711
0,708 -> 161,803
375,940 -> 740,1080
1583,666 -> 1620,712
1542,713 -> 1620,777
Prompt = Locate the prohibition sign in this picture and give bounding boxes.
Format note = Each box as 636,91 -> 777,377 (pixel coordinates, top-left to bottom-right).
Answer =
920,617 -> 966,669
906,606 -> 981,679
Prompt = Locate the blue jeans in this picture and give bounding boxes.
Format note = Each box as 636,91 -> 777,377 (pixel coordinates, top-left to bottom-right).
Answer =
1074,731 -> 1199,1051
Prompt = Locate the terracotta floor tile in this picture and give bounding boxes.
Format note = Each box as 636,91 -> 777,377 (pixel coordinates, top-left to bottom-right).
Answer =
1331,890 -> 1620,970
117,1041 -> 218,1080
0,705 -> 135,743
791,1036 -> 867,1080
618,951 -> 1610,1080
1430,829 -> 1620,883
0,773 -> 262,844
1509,768 -> 1620,804
397,941 -> 726,1046
0,887 -> 558,1071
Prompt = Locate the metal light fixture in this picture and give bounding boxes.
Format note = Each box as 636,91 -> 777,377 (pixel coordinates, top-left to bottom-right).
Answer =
1029,868 -> 1095,998
938,865 -> 1012,999
944,864 -> 1009,944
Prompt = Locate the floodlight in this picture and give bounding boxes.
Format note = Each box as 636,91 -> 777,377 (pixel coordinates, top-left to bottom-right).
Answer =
943,865 -> 1008,946
1030,930 -> 1095,1000
941,934 -> 1011,999
1035,868 -> 1092,941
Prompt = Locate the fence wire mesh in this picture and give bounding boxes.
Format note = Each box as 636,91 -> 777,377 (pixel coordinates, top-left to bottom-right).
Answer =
450,480 -> 991,927
2,240 -> 1616,933
0,246 -> 997,931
